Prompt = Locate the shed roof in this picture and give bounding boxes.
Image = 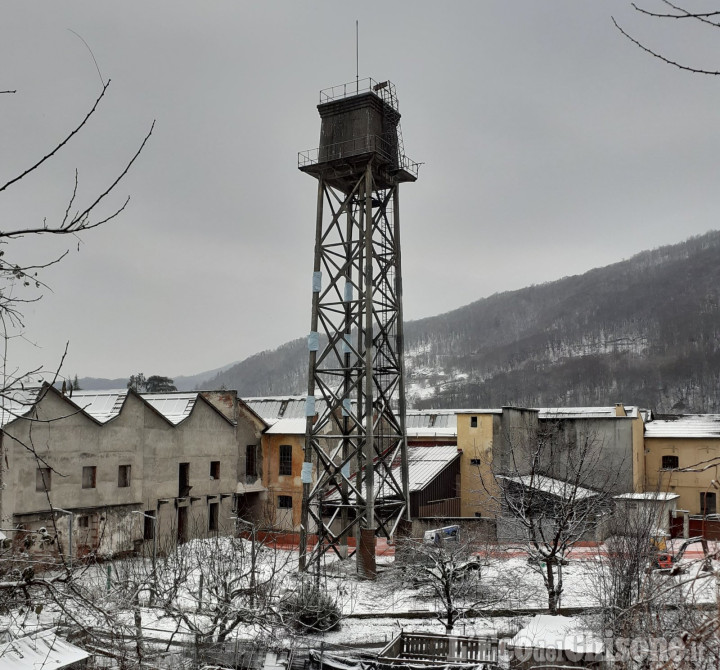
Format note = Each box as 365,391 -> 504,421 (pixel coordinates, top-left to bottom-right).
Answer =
326,445 -> 460,502
645,414 -> 720,439
497,474 -> 598,501
0,629 -> 89,670
615,492 -> 679,501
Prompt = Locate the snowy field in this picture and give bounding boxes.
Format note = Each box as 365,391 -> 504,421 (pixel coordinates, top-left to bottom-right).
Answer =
4,537 -> 719,659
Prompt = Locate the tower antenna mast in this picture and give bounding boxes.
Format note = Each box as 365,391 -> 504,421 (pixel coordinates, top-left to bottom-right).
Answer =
355,21 -> 359,94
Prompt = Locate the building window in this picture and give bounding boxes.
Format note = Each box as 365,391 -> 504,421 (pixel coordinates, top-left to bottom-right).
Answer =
246,445 -> 257,477
470,416 -> 478,428
278,495 -> 293,509
210,461 -> 220,480
179,462 -> 191,497
701,492 -> 717,516
143,511 -> 155,540
470,458 -> 481,466
77,515 -> 90,529
36,468 -> 51,492
118,464 -> 131,487
279,444 -> 292,476
661,455 -> 679,470
209,502 -> 219,531
82,466 -> 97,489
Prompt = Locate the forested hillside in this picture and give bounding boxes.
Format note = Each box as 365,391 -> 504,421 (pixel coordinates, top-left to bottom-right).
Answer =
200,231 -> 720,413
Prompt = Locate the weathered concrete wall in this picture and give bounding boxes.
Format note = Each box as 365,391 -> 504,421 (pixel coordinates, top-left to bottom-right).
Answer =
4,387 -> 253,557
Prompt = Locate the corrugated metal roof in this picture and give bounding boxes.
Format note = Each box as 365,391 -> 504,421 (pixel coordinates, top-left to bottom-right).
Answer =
538,406 -> 640,419
0,629 -> 89,670
645,414 -> 720,439
242,396 -> 329,427
327,445 -> 460,502
405,410 -> 457,437
242,396 -> 307,425
404,445 -> 460,492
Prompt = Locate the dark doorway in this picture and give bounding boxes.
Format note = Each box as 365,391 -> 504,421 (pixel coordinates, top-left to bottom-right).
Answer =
177,506 -> 188,544
179,462 -> 191,497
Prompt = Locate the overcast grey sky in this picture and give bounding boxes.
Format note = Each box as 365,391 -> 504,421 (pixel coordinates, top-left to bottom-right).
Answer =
2,1 -> 719,381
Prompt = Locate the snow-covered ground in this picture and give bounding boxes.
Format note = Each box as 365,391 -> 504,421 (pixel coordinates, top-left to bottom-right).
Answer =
4,539 -> 719,660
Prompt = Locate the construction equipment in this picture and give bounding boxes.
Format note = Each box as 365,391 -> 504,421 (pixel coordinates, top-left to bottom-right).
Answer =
651,536 -> 713,575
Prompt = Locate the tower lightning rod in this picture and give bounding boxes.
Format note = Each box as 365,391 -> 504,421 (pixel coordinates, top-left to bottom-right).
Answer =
356,20 -> 359,94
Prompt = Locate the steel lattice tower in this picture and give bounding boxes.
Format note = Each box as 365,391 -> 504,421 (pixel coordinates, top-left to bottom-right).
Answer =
297,79 -> 418,576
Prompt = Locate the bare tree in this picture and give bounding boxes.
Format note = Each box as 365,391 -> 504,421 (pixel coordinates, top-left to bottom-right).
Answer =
614,1 -> 720,75
0,69 -> 152,646
397,526 -> 516,633
478,417 -> 619,614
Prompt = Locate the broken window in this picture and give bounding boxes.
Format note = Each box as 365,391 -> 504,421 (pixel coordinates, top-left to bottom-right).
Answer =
246,445 -> 257,477
118,464 -> 131,487
701,492 -> 717,516
82,466 -> 97,489
470,416 -> 478,428
278,495 -> 293,509
36,468 -> 51,492
661,455 -> 679,470
210,461 -> 220,480
143,511 -> 155,540
179,462 -> 191,497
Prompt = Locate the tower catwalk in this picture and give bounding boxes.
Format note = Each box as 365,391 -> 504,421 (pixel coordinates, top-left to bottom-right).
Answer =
297,79 -> 418,576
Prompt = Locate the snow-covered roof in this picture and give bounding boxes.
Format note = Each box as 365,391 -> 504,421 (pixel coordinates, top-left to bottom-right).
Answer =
497,474 -> 598,501
405,410 -> 457,438
0,628 -> 89,670
0,389 -> 40,428
615,492 -> 679,501
265,417 -> 308,435
538,406 -> 640,419
509,615 -> 603,655
70,389 -> 128,423
405,445 -> 460,491
69,390 -> 200,425
242,396 -> 316,425
326,445 -> 460,502
141,393 -> 198,425
645,414 -> 720,439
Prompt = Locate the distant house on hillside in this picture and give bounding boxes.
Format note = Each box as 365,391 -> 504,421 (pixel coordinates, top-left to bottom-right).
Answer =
1,385 -> 264,558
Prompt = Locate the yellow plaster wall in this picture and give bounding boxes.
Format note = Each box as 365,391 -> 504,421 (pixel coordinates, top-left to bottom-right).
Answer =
457,412 -> 500,517
645,436 -> 720,514
261,433 -> 305,529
